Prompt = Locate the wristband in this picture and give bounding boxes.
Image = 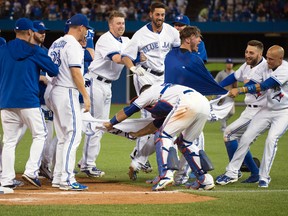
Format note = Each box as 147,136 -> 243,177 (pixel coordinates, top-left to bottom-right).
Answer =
246,85 -> 257,94
110,116 -> 119,125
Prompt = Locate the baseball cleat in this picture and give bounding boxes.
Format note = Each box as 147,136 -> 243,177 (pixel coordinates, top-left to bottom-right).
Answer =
59,182 -> 88,191
186,180 -> 215,191
52,183 -> 60,188
0,186 -> 14,194
146,176 -> 161,185
39,164 -> 53,180
241,174 -> 259,183
22,174 -> 41,188
216,174 -> 237,185
13,179 -> 24,187
128,166 -> 138,181
152,177 -> 174,191
81,167 -> 105,177
258,180 -> 269,188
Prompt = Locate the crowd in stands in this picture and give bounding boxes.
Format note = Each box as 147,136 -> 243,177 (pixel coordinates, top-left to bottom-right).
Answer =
199,0 -> 288,22
0,0 -> 187,22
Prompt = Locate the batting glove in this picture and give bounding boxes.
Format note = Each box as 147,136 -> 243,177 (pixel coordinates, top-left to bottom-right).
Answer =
130,66 -> 146,76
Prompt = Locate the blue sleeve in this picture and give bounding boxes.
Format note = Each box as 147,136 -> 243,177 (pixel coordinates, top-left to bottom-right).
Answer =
107,52 -> 120,61
34,47 -> 59,77
244,80 -> 256,86
84,50 -> 93,62
246,77 -> 280,94
260,77 -> 281,91
123,103 -> 141,117
219,73 -> 237,87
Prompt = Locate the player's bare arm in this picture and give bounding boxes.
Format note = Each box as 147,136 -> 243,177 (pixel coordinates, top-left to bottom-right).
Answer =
70,67 -> 91,112
129,122 -> 158,138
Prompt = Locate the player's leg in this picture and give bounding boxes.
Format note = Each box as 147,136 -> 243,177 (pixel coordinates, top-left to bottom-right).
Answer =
58,89 -> 84,189
217,109 -> 270,185
21,107 -> 47,187
79,80 -> 109,177
259,109 -> 288,187
1,109 -> 24,188
174,132 -> 204,185
223,107 -> 260,179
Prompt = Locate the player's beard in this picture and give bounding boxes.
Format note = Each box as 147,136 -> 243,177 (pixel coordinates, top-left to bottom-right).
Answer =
246,57 -> 258,67
152,18 -> 164,29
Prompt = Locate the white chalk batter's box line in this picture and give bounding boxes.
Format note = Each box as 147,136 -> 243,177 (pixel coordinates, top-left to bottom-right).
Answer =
178,189 -> 288,193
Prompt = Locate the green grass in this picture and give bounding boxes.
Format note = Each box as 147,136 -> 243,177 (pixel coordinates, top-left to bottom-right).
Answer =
1,105 -> 288,215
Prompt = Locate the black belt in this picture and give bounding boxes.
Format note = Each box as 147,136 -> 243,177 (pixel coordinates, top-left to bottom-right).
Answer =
96,75 -> 112,83
183,90 -> 193,94
248,104 -> 259,108
142,66 -> 164,76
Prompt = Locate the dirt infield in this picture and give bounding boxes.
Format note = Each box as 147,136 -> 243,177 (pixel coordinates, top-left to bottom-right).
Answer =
0,177 -> 216,205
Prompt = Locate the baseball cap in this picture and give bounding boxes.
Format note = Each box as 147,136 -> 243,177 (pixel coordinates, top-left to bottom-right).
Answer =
33,21 -> 50,32
172,15 -> 190,26
66,14 -> 93,29
15,18 -> 38,32
226,58 -> 233,63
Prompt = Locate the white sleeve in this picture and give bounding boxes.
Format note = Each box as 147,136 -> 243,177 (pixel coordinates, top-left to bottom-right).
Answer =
121,32 -> 141,61
67,42 -> 83,67
233,63 -> 245,82
271,63 -> 288,85
96,36 -> 120,60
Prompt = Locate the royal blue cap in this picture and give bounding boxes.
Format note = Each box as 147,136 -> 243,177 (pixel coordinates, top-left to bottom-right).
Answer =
172,15 -> 190,26
226,58 -> 233,63
33,21 -> 50,31
66,14 -> 93,29
15,18 -> 38,32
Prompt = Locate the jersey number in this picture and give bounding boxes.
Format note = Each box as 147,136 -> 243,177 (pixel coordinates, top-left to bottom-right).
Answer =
50,50 -> 61,67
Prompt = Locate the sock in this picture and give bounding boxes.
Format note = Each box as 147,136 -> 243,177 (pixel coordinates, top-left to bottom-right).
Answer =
225,140 -> 238,161
243,150 -> 259,175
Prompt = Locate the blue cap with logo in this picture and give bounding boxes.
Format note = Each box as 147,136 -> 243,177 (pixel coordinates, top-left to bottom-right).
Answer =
33,21 -> 50,32
15,18 -> 38,32
66,14 -> 93,29
172,15 -> 190,26
226,58 -> 233,64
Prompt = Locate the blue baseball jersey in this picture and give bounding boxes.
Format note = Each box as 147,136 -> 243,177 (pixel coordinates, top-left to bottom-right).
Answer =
164,48 -> 226,95
195,41 -> 207,62
0,38 -> 59,108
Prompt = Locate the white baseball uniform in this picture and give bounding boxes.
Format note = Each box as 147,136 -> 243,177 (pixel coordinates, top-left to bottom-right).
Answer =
78,31 -> 130,171
224,58 -> 268,142
122,22 -> 180,170
225,60 -> 288,184
48,34 -> 84,187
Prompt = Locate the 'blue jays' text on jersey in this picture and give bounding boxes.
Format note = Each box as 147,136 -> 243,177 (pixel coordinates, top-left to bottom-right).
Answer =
164,48 -> 227,96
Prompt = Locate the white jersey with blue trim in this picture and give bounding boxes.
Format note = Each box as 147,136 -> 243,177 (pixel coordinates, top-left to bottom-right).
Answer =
266,60 -> 288,110
122,23 -> 180,72
48,35 -> 84,88
133,84 -> 197,113
234,58 -> 268,106
88,31 -> 130,81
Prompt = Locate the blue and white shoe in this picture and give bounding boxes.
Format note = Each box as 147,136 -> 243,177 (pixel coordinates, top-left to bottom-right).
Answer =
81,167 -> 105,177
241,174 -> 259,183
152,177 -> 174,191
13,179 -> 24,187
22,174 -> 41,188
0,186 -> 14,194
216,174 -> 237,185
59,182 -> 88,191
258,180 -> 269,188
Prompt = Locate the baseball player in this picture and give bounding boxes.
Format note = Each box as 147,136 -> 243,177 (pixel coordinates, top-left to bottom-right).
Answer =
170,17 -> 209,185
0,18 -> 58,189
216,40 -> 267,184
32,20 -> 57,180
122,2 -> 180,179
48,14 -> 92,191
217,45 -> 288,188
77,11 -> 130,178
104,83 -> 215,191
215,58 -> 236,132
